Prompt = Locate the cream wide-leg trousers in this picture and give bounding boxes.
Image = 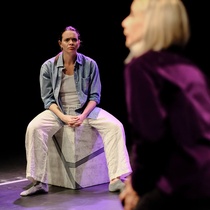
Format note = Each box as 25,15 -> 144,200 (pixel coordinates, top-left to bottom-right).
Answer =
25,107 -> 132,184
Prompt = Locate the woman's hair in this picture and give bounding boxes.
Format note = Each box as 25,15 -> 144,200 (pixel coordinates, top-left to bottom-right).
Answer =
127,0 -> 190,62
58,26 -> 81,41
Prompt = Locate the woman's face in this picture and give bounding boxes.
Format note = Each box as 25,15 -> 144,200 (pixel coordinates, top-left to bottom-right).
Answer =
121,0 -> 147,48
59,30 -> 80,54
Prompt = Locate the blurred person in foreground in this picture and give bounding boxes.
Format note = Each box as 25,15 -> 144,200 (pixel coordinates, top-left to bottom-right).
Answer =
20,25 -> 132,196
119,0 -> 210,209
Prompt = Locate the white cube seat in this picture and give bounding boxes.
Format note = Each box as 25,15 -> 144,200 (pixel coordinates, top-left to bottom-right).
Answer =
47,124 -> 109,189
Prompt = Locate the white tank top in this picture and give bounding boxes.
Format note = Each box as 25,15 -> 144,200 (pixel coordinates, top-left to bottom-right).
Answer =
60,72 -> 80,106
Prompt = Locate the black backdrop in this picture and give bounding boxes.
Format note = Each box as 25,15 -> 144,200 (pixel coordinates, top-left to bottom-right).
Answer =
2,1 -> 209,158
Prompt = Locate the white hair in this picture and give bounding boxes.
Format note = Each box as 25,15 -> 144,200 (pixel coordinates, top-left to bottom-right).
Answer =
126,0 -> 190,63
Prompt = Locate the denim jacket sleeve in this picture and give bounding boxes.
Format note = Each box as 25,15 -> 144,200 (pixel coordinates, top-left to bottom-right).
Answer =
39,57 -> 58,109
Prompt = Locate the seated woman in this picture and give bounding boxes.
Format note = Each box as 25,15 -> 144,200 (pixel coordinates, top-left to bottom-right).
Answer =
20,25 -> 132,196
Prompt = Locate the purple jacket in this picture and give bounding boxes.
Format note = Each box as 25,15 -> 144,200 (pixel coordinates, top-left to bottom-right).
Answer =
124,49 -> 210,198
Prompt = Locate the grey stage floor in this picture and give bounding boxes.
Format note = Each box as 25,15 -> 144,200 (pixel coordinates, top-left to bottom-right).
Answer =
0,154 -> 124,210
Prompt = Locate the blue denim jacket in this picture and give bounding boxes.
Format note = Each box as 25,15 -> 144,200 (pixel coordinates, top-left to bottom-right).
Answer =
39,52 -> 101,119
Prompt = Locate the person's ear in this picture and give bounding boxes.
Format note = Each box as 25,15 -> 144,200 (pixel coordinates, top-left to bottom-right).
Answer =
58,40 -> 62,50
78,40 -> 81,49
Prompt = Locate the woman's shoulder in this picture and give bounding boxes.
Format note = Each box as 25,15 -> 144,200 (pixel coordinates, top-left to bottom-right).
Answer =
126,49 -> 206,87
128,49 -> 195,71
76,52 -> 98,67
42,53 -> 60,66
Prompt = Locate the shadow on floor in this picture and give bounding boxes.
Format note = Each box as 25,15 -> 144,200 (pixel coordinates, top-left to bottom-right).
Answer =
0,154 -> 123,210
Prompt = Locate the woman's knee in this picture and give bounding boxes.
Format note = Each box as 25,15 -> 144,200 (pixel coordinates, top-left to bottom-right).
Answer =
108,120 -> 125,132
26,120 -> 42,133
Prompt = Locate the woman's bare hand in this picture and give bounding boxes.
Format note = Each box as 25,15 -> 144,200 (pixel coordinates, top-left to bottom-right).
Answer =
119,176 -> 140,210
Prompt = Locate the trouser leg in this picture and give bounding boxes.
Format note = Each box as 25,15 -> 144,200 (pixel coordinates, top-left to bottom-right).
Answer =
25,110 -> 62,183
87,109 -> 132,181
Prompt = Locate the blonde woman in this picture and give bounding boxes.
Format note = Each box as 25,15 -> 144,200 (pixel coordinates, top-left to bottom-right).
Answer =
120,0 -> 210,209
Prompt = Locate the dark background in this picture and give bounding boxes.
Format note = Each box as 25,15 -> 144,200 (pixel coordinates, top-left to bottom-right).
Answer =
1,1 -> 209,158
